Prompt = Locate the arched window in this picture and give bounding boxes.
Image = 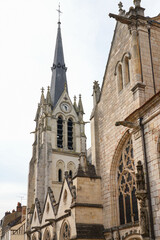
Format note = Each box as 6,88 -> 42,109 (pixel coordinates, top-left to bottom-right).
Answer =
69,170 -> 72,178
118,64 -> 123,92
43,229 -> 51,240
32,234 -> 36,240
68,118 -> 73,150
60,221 -> 70,240
124,56 -> 130,85
58,169 -> 62,182
57,116 -> 63,148
118,138 -> 138,225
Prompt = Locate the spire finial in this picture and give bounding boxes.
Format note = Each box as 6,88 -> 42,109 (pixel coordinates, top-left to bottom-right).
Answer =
41,87 -> 44,94
118,2 -> 123,11
133,0 -> 141,7
47,86 -> 50,92
118,2 -> 125,15
56,3 -> 62,25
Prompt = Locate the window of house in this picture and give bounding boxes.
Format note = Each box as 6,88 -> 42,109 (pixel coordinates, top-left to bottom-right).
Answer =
117,138 -> 138,225
57,116 -> 63,148
67,118 -> 73,150
58,169 -> 62,182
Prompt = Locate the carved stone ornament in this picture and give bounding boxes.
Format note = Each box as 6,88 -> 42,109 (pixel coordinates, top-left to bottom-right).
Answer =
135,161 -> 149,237
104,232 -> 112,240
134,0 -> 141,7
114,230 -> 120,240
136,161 -> 145,191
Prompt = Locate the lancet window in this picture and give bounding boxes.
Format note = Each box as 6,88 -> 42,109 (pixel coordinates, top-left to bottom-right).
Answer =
58,169 -> 62,182
32,234 -> 36,240
69,170 -> 72,178
115,52 -> 131,93
57,116 -> 63,148
67,118 -> 73,150
118,64 -> 123,92
117,138 -> 138,225
60,222 -> 70,240
43,229 -> 51,240
124,56 -> 130,85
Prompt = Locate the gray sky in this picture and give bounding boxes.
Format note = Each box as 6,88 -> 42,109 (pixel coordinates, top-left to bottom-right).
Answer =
0,0 -> 160,219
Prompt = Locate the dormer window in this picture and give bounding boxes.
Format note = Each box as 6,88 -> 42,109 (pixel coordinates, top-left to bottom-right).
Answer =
67,118 -> 73,150
57,116 -> 63,148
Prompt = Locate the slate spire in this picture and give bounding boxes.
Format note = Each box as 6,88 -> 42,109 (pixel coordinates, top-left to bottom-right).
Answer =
50,19 -> 68,107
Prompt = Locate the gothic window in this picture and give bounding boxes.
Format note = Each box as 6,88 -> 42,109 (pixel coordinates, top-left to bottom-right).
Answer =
67,162 -> 76,179
118,64 -> 123,92
60,222 -> 70,240
43,229 -> 51,240
124,56 -> 130,85
69,170 -> 72,178
68,118 -> 73,150
57,116 -> 63,148
32,234 -> 36,240
58,169 -> 62,182
117,138 -> 138,225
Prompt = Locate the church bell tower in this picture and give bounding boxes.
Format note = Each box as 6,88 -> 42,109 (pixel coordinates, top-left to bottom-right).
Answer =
27,12 -> 86,215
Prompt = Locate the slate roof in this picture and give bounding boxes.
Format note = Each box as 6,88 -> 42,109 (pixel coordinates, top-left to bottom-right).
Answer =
50,22 -> 68,107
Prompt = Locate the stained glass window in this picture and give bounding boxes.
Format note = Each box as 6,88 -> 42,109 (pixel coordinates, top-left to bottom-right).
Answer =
117,138 -> 138,225
61,222 -> 70,240
43,230 -> 50,240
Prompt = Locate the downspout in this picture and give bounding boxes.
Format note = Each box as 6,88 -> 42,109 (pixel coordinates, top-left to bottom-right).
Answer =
148,27 -> 156,94
139,117 -> 155,240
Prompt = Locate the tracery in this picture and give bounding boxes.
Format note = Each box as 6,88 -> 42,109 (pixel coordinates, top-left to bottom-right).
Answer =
61,222 -> 70,240
117,138 -> 138,225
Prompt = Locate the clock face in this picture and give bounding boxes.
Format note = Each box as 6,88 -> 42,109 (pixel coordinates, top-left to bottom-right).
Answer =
61,102 -> 71,113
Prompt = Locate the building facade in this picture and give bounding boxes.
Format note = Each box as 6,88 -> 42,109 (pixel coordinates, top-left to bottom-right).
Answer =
26,1 -> 160,240
0,203 -> 26,240
91,0 -> 160,239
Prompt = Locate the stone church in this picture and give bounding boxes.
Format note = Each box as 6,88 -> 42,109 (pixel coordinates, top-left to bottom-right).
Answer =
26,1 -> 160,240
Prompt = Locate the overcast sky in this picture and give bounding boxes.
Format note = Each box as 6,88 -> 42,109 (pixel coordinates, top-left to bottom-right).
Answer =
0,0 -> 160,219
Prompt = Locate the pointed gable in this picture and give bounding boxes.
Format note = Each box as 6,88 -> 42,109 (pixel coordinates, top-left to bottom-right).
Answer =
41,187 -> 56,226
52,87 -> 79,122
30,199 -> 41,227
56,175 -> 76,219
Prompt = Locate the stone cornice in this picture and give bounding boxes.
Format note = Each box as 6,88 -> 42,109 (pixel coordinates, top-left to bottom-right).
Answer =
70,203 -> 103,209
52,149 -> 79,157
125,91 -> 160,123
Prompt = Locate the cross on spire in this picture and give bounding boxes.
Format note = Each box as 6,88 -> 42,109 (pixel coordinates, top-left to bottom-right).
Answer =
41,87 -> 44,94
118,2 -> 123,11
56,3 -> 62,24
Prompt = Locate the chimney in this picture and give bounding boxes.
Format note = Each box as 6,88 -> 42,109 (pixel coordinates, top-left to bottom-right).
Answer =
16,202 -> 22,212
21,206 -> 26,222
5,211 -> 11,216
